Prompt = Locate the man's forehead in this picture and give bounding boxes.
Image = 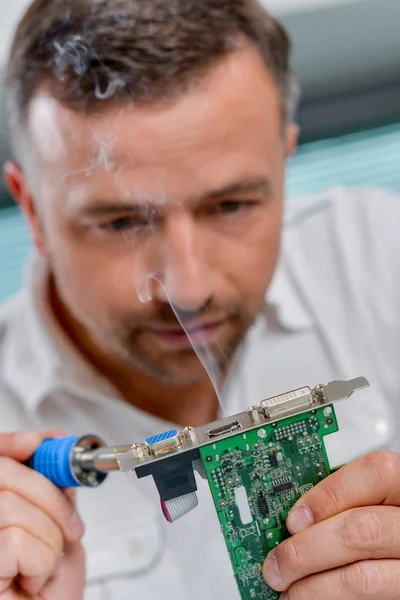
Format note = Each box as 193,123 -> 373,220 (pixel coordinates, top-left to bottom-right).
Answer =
28,93 -> 70,163
28,92 -> 119,168
26,51 -> 282,209
28,49 -> 281,170
28,89 -> 233,172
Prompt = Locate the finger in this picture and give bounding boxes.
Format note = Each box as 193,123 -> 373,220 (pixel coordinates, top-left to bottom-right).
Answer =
0,491 -> 64,556
42,429 -> 66,438
0,527 -> 58,595
0,457 -> 84,544
0,428 -> 66,464
281,559 -> 400,600
41,541 -> 86,600
287,451 -> 400,534
264,505 -> 400,591
0,431 -> 43,462
64,488 -> 77,506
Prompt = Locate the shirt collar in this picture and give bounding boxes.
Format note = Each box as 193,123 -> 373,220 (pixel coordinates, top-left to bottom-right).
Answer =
2,254 -> 118,413
263,249 -> 315,333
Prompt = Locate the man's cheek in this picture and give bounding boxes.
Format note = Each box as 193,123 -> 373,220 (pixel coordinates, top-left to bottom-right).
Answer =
56,265 -> 105,316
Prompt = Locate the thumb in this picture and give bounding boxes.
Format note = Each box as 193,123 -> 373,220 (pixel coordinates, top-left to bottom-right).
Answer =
0,431 -> 44,462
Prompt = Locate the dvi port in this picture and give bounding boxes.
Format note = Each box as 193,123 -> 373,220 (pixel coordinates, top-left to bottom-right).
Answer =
261,386 -> 315,418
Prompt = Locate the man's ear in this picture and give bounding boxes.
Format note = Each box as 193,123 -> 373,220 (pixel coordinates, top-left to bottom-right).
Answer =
285,123 -> 300,159
3,161 -> 47,256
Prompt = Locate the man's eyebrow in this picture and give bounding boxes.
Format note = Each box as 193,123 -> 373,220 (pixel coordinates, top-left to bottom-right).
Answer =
77,203 -> 152,218
75,178 -> 273,217
202,178 -> 273,200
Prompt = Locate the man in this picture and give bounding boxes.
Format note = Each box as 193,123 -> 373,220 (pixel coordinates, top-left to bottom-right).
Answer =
0,0 -> 399,598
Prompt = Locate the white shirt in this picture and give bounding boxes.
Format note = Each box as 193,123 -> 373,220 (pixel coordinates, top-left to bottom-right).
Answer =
0,186 -> 399,600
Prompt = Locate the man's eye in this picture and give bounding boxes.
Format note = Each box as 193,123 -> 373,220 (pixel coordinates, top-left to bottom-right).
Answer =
102,216 -> 148,232
216,201 -> 251,214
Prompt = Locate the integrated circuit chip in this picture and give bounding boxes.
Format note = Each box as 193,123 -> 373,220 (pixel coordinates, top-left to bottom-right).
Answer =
273,481 -> 293,494
257,494 -> 269,516
268,453 -> 278,468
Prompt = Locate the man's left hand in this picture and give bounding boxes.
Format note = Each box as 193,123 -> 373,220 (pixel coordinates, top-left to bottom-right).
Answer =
263,450 -> 400,599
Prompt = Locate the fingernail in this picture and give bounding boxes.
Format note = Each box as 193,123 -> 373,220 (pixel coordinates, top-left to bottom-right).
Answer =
263,554 -> 283,590
287,505 -> 314,534
70,512 -> 84,538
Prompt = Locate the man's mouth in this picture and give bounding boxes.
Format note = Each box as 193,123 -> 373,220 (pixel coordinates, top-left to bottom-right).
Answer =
147,319 -> 227,347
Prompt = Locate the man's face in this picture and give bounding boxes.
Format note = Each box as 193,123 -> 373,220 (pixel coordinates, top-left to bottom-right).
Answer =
13,48 -> 297,385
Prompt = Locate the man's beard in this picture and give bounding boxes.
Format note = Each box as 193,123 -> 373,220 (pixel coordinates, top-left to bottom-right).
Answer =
51,264 -> 259,387
96,305 -> 256,386
109,333 -> 241,385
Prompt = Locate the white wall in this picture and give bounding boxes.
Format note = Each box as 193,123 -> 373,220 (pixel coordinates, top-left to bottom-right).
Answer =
0,0 -> 30,65
265,0 -> 374,16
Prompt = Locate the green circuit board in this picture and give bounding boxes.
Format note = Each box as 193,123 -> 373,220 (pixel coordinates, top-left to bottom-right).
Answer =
200,404 -> 338,600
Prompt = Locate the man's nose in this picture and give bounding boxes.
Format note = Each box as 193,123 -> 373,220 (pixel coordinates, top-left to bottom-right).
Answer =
154,214 -> 214,312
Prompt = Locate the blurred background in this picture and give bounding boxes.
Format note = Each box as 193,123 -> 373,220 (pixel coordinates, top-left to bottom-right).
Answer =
1,0 -> 400,302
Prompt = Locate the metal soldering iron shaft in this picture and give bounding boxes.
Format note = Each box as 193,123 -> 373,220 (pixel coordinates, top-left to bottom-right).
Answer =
75,444 -> 131,473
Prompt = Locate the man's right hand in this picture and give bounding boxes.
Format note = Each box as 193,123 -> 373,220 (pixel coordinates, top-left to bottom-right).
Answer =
0,431 -> 85,599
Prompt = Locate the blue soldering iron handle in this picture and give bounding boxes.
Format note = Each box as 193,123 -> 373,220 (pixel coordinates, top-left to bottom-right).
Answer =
30,436 -> 82,488
29,434 -> 108,488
